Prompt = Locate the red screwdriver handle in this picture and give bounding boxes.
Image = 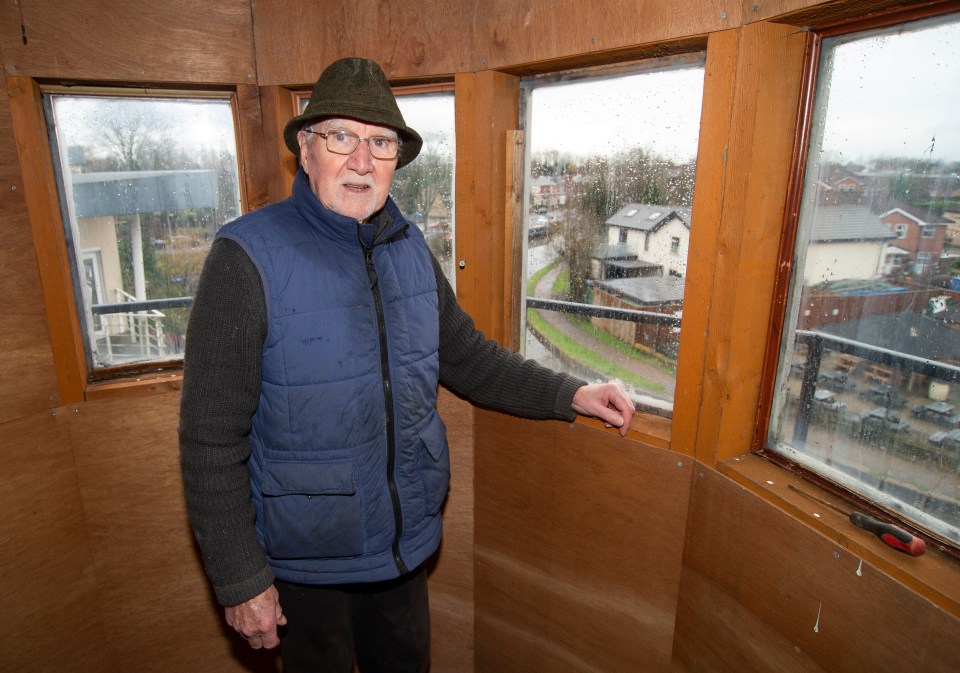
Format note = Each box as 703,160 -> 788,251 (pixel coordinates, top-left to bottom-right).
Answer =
849,512 -> 925,556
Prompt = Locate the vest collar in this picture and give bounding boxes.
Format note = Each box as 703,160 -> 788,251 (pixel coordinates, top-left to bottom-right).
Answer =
292,168 -> 409,248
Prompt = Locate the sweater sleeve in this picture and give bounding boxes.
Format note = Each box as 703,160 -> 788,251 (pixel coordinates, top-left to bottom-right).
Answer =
178,238 -> 274,607
432,255 -> 586,421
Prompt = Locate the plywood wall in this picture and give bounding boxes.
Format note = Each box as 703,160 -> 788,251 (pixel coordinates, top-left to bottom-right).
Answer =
0,71 -> 59,422
673,466 -> 960,672
474,411 -> 693,673
0,0 -> 255,83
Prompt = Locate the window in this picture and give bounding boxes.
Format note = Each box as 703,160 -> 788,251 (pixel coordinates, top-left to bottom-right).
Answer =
519,56 -> 705,416
921,226 -> 936,239
768,13 -> 960,546
393,90 -> 456,285
45,90 -> 242,372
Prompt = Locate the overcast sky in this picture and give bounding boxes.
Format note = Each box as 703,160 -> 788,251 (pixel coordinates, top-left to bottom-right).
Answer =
397,93 -> 455,157
51,95 -> 238,164
810,15 -> 959,164
525,66 -> 705,163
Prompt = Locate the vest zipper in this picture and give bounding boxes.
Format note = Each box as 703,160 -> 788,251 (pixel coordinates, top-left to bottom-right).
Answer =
363,245 -> 409,576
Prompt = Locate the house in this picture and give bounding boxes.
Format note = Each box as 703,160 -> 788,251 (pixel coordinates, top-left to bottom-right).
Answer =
816,175 -> 865,205
802,205 -> 896,284
529,175 -> 563,210
605,203 -> 691,278
880,204 -> 951,278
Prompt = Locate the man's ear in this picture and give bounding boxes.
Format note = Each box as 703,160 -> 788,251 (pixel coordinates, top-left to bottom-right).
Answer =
296,130 -> 309,165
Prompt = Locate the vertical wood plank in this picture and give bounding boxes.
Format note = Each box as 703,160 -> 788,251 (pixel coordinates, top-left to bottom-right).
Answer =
258,85 -> 298,204
503,130 -> 525,351
688,22 -> 808,465
453,70 -> 519,342
671,29 -> 741,459
0,65 -> 60,422
6,75 -> 86,404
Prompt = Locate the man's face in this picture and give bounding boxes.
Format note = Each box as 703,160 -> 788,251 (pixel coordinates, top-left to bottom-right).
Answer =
298,118 -> 398,224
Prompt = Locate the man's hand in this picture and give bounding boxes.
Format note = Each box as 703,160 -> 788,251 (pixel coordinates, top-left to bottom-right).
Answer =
571,382 -> 636,437
225,584 -> 287,650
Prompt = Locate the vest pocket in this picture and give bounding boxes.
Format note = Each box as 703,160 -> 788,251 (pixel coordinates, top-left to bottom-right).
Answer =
260,460 -> 363,560
417,412 -> 451,516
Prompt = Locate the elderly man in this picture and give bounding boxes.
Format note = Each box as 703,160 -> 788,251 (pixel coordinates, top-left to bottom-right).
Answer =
179,57 -> 634,673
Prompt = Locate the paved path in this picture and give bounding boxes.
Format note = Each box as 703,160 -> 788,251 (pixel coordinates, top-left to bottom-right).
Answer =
529,262 -> 676,404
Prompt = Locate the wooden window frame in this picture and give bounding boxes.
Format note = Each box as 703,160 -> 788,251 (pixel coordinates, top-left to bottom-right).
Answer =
747,3 -> 960,559
7,78 -> 258,402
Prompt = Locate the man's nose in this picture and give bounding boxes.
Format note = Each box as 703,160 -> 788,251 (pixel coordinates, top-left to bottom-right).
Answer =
347,141 -> 374,172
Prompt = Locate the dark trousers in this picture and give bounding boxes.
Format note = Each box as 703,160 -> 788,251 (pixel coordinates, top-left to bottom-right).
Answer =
275,565 -> 430,673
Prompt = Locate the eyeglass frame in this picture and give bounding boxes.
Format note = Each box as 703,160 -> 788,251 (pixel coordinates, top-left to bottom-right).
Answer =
303,127 -> 402,161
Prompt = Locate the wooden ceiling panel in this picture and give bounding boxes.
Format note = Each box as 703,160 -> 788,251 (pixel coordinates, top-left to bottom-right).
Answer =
0,0 -> 255,83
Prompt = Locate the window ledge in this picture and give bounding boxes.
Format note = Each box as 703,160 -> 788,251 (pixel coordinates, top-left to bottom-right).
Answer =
85,371 -> 183,401
718,452 -> 960,617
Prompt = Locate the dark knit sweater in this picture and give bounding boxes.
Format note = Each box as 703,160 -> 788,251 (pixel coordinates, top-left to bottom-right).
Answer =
179,235 -> 585,607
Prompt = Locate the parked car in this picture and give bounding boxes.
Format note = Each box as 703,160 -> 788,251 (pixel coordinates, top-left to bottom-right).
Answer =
528,216 -> 549,239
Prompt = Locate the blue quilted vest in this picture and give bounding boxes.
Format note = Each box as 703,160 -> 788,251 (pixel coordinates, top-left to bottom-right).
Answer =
218,170 -> 448,585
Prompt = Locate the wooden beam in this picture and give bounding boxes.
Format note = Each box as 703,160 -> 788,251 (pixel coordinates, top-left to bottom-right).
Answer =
453,70 -> 519,343
6,76 -> 86,404
671,29 -> 741,459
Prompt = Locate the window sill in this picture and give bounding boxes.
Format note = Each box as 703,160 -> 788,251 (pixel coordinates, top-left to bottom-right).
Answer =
574,409 -> 672,450
718,452 -> 960,617
85,371 -> 183,401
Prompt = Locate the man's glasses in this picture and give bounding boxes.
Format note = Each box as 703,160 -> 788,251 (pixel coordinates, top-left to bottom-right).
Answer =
304,128 -> 401,160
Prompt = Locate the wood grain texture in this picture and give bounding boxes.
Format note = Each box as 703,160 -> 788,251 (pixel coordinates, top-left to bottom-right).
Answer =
251,0 -> 473,86
472,0 -> 736,72
671,29 -> 740,459
431,389 -> 476,672
0,0 -> 256,83
6,75 -> 87,403
673,466 -> 960,672
0,74 -> 60,422
63,391 -> 278,673
258,85 -> 298,205
0,409 -> 109,671
503,130 -> 525,352
453,70 -> 519,342
689,23 -> 808,464
474,410 -> 692,673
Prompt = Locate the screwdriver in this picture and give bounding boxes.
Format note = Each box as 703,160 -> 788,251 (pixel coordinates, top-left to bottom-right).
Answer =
849,511 -> 926,557
787,484 -> 926,556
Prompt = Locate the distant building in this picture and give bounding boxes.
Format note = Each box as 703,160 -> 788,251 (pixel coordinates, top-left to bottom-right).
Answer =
880,204 -> 950,278
530,175 -> 563,210
591,275 -> 685,359
605,203 -> 691,278
590,243 -> 661,280
802,206 -> 896,284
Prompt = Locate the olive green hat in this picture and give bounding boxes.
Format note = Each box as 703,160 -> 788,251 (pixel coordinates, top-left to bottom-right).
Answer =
283,57 -> 423,169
